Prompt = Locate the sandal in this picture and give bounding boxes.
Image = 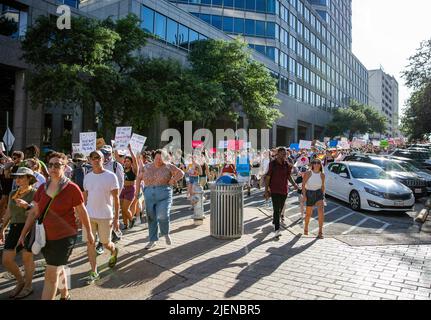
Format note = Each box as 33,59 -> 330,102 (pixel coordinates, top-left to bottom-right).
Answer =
8,282 -> 25,299
14,287 -> 33,300
318,233 -> 324,239
60,294 -> 71,300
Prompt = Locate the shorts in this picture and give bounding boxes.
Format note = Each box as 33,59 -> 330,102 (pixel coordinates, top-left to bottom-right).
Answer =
82,218 -> 112,244
120,185 -> 136,201
237,174 -> 251,185
42,235 -> 77,267
4,223 -> 33,253
306,189 -> 324,207
188,176 -> 199,185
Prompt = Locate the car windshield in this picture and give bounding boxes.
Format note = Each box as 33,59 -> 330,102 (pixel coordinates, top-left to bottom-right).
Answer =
396,151 -> 429,160
373,160 -> 407,172
397,161 -> 420,172
349,165 -> 388,179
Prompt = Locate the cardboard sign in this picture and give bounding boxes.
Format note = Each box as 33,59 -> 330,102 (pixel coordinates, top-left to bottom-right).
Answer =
72,143 -> 81,155
129,134 -> 147,154
115,127 -> 132,150
299,140 -> 312,150
80,132 -> 97,156
289,143 -> 299,151
192,140 -> 204,149
0,142 -> 4,152
96,138 -> 106,150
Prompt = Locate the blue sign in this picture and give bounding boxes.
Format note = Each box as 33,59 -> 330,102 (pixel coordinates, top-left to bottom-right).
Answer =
236,156 -> 250,173
329,140 -> 338,148
289,143 -> 299,151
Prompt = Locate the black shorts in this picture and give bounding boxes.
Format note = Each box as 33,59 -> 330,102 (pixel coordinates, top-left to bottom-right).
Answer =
306,189 -> 324,207
1,180 -> 12,197
4,223 -> 33,253
42,235 -> 77,267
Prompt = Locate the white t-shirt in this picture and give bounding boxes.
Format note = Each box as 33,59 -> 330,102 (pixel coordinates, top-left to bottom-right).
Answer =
83,170 -> 119,219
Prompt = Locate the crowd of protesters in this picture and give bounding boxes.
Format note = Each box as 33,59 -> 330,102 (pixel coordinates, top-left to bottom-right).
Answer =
0,140 -> 411,299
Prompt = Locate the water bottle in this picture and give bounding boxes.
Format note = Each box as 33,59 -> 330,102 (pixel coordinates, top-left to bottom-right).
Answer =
323,194 -> 328,207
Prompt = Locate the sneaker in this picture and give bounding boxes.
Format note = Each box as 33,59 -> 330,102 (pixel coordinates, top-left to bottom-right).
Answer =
87,271 -> 100,284
108,247 -> 119,268
274,230 -> 281,238
95,242 -> 104,255
145,241 -> 157,250
129,217 -> 136,229
165,235 -> 172,245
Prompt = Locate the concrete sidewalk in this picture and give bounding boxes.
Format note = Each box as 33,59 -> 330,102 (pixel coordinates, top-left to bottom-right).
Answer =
1,207 -> 431,300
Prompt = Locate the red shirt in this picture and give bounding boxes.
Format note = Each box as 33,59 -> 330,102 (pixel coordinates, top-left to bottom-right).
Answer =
267,160 -> 292,195
221,164 -> 236,175
34,182 -> 84,241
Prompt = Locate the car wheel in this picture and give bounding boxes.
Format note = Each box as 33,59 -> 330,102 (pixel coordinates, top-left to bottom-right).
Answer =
349,191 -> 361,211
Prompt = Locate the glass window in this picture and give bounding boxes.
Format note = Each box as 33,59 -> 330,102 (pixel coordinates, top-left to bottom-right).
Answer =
256,0 -> 266,12
154,12 -> 166,41
267,0 -> 276,13
256,21 -> 265,37
234,17 -> 244,33
211,15 -> 222,30
288,80 -> 295,97
166,18 -> 178,46
189,29 -> 199,48
255,45 -> 266,55
200,13 -> 211,24
266,22 -> 275,38
245,19 -> 255,36
223,16 -> 234,32
245,0 -> 256,10
235,0 -> 245,9
213,0 -> 223,6
178,24 -> 189,50
266,46 -> 275,61
141,6 -> 154,34
224,0 -> 234,7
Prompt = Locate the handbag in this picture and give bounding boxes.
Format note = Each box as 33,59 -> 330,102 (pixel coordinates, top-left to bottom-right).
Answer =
31,179 -> 69,255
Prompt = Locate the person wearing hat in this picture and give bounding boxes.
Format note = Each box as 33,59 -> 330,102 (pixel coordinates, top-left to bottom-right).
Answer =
70,153 -> 90,192
0,167 -> 37,299
100,145 -> 124,192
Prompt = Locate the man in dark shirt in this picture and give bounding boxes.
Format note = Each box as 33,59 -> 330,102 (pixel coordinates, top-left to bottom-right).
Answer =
264,147 -> 298,238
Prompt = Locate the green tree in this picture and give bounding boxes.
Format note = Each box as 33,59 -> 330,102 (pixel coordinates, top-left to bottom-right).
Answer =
0,16 -> 18,37
401,39 -> 431,139
325,102 -> 387,139
188,39 -> 282,128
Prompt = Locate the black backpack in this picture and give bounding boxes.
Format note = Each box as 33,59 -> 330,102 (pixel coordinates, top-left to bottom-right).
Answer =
71,164 -> 88,191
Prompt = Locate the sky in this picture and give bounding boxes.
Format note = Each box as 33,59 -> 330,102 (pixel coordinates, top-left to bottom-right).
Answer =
351,0 -> 431,119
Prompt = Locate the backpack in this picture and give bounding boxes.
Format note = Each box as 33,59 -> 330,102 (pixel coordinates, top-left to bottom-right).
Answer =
71,165 -> 87,191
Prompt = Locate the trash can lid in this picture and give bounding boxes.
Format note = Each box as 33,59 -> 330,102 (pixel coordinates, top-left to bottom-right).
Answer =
216,175 -> 238,184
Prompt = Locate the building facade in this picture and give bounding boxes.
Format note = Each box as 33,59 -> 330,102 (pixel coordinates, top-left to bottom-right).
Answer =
368,68 -> 399,138
0,0 -> 84,153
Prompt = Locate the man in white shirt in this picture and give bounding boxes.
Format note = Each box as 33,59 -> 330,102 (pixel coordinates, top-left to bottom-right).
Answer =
83,150 -> 120,284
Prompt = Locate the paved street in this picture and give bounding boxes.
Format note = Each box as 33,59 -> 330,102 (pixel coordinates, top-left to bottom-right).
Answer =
0,189 -> 430,300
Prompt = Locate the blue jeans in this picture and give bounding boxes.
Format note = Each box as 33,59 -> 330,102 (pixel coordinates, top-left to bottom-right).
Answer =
144,186 -> 173,242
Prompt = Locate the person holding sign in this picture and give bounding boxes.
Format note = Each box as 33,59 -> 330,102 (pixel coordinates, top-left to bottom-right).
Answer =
120,145 -> 139,230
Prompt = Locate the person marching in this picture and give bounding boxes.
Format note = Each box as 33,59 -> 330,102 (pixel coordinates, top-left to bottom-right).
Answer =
302,159 -> 326,239
83,150 -> 120,284
120,145 -> 139,230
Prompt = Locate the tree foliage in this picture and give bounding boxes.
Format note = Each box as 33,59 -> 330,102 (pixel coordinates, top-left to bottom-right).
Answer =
189,39 -> 282,128
0,16 -> 18,37
325,102 -> 387,139
401,39 -> 431,139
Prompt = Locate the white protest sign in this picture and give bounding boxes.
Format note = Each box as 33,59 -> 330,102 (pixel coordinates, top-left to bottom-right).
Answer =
115,127 -> 132,150
0,142 -> 4,152
372,140 -> 381,147
80,132 -> 97,156
341,137 -> 348,142
72,143 -> 81,155
352,139 -> 366,148
324,137 -> 330,143
299,140 -> 312,150
337,141 -> 350,149
129,134 -> 147,154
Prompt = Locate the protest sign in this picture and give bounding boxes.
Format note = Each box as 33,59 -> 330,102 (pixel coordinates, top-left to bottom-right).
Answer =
80,132 -> 96,156
0,142 -> 4,152
227,140 -> 244,151
380,140 -> 389,148
115,127 -> 132,150
372,140 -> 381,147
338,141 -> 350,149
324,137 -> 330,143
299,140 -> 312,150
329,140 -> 338,148
72,143 -> 81,155
129,134 -> 147,154
289,143 -> 299,151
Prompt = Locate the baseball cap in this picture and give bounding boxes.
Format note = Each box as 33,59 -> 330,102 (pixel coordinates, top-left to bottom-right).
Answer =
100,145 -> 113,154
89,150 -> 104,159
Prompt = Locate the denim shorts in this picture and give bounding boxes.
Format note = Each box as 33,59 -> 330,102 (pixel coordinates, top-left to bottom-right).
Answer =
188,176 -> 199,185
306,189 -> 324,207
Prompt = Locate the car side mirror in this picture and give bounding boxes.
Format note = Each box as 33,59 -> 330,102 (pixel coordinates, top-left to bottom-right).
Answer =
339,173 -> 349,179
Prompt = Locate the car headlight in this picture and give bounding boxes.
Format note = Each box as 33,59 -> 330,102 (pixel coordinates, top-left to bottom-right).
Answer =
364,187 -> 385,198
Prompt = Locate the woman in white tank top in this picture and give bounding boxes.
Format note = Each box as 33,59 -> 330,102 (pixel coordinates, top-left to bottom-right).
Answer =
302,159 -> 326,239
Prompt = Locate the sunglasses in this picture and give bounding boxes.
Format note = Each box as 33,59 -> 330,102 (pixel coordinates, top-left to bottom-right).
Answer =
48,162 -> 64,169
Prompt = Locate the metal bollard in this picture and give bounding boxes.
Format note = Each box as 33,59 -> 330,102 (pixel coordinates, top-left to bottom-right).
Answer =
192,184 -> 205,225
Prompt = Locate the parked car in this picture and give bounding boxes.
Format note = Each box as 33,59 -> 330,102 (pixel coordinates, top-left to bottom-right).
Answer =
390,149 -> 431,170
343,154 -> 428,199
325,162 -> 414,212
